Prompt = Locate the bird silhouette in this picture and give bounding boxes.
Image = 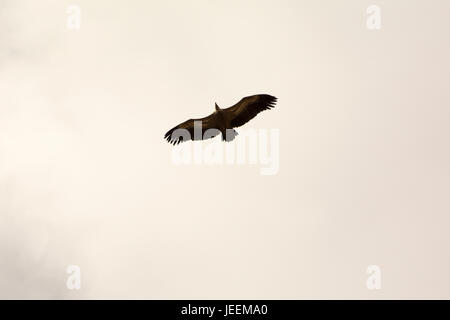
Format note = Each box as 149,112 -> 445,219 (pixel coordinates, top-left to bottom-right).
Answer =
164,94 -> 277,145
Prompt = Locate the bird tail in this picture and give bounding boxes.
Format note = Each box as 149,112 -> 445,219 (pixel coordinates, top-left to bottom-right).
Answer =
223,129 -> 238,142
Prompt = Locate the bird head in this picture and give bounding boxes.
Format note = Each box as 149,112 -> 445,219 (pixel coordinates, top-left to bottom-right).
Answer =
215,103 -> 220,111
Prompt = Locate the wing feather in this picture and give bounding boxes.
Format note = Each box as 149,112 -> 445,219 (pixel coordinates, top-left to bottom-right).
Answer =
224,94 -> 277,128
164,113 -> 220,145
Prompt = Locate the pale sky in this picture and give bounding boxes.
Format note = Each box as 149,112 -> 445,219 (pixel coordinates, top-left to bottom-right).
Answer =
1,0 -> 450,299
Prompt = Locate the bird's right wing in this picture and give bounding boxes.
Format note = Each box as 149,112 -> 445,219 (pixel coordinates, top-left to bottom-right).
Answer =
164,113 -> 220,145
224,94 -> 277,128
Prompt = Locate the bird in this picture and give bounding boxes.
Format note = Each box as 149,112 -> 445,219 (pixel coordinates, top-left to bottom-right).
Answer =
164,94 -> 277,145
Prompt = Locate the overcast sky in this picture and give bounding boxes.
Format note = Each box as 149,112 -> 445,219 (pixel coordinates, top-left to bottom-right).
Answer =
1,0 -> 450,298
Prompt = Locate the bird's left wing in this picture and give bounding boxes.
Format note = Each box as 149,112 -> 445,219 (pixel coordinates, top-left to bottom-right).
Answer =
164,113 -> 220,145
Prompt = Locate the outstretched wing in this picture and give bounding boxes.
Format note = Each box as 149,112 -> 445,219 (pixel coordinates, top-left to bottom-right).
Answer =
164,113 -> 220,145
223,94 -> 277,128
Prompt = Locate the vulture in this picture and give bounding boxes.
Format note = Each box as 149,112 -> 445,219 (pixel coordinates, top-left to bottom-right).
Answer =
164,94 -> 277,145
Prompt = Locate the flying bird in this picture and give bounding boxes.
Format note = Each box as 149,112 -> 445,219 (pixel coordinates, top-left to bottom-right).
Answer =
164,94 -> 277,145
